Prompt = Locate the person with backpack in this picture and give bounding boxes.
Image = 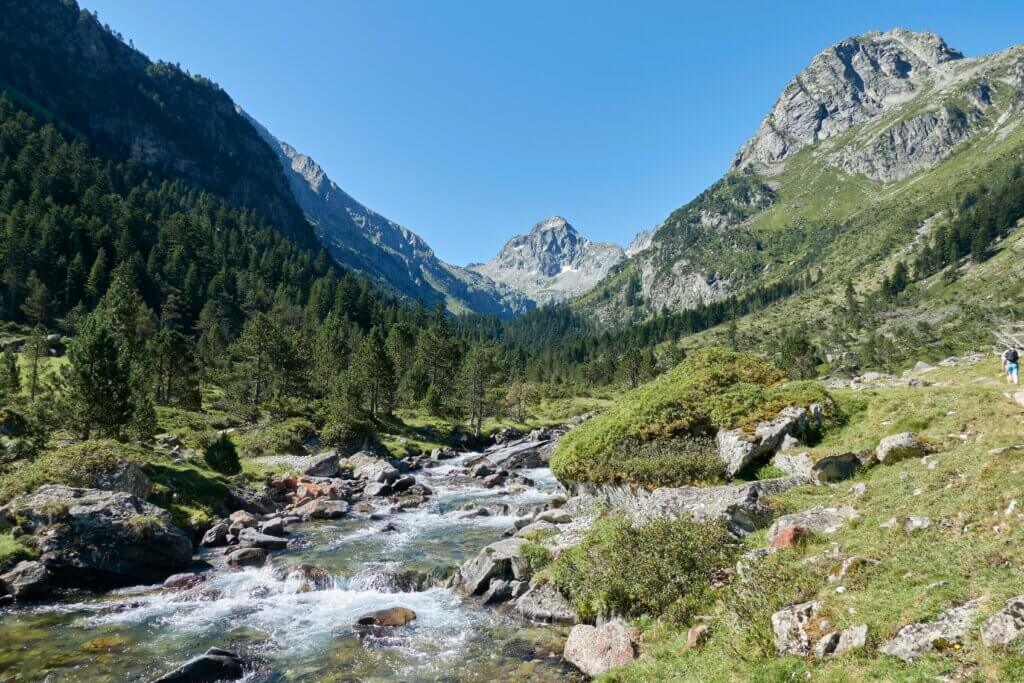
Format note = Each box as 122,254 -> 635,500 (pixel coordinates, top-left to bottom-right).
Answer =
1002,345 -> 1020,385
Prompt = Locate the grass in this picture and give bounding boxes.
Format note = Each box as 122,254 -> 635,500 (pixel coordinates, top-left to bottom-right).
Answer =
550,348 -> 835,487
0,439 -> 145,502
0,532 -> 32,572
233,417 -> 316,458
601,359 -> 1024,681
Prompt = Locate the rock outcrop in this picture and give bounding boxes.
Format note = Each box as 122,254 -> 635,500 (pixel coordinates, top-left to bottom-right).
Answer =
515,581 -> 579,624
880,600 -> 979,661
8,485 -> 192,586
981,595 -> 1024,647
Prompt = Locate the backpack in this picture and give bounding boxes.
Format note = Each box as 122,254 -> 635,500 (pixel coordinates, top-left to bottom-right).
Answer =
1008,349 -> 1019,364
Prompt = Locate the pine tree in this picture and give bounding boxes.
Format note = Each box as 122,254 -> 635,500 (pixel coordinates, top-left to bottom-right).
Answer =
66,312 -> 134,439
25,325 -> 48,399
84,248 -> 108,305
620,348 -> 643,389
20,271 -> 50,324
351,326 -> 396,418
1,346 -> 19,396
460,343 -> 500,437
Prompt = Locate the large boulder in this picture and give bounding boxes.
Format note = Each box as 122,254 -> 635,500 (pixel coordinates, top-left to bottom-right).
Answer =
515,581 -> 578,624
486,440 -> 549,469
302,451 -> 340,477
768,506 -> 859,545
226,547 -> 266,568
153,647 -> 245,682
237,527 -> 288,551
773,451 -> 868,483
93,459 -> 153,499
200,520 -> 231,548
876,432 -> 930,464
457,538 -> 530,595
10,485 -> 192,586
772,601 -> 820,655
573,477 -> 809,536
981,595 -> 1024,647
292,498 -> 348,520
0,560 -> 51,601
880,600 -> 979,661
346,451 -> 401,483
563,620 -> 639,677
717,407 -> 810,478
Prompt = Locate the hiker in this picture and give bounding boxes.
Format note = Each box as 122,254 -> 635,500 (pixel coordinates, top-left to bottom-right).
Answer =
1003,345 -> 1020,385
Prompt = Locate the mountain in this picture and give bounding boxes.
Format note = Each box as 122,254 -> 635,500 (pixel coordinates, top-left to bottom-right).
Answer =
470,216 -> 626,305
581,29 -> 1024,325
244,115 -> 532,318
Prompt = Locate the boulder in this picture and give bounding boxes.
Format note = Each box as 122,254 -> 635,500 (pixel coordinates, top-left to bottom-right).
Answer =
515,581 -> 578,624
163,572 -> 206,590
876,432 -> 930,464
774,451 -> 868,483
717,407 -> 808,478
293,499 -> 348,521
687,623 -> 711,649
430,447 -> 457,461
10,485 -> 192,586
534,509 -> 572,525
772,601 -> 820,655
200,520 -> 230,548
237,527 -> 288,551
482,472 -> 507,488
228,510 -> 259,528
469,463 -> 494,479
981,595 -> 1024,647
486,440 -> 548,469
258,517 -> 286,537
771,525 -> 809,549
225,547 -> 266,568
391,475 -> 416,494
346,451 -> 400,483
514,520 -> 561,537
356,606 -> 416,627
880,600 -> 979,661
93,459 -> 153,499
457,538 -> 530,595
153,647 -> 245,682
0,560 -> 51,601
303,451 -> 339,477
768,507 -> 859,545
563,620 -> 639,677
481,578 -> 513,605
364,481 -> 393,497
813,625 -> 868,657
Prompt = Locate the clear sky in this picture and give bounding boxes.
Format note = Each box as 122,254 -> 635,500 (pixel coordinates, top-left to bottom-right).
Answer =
82,1 -> 1024,265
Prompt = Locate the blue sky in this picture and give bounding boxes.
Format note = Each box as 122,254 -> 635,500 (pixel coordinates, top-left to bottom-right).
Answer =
83,1 -> 1024,265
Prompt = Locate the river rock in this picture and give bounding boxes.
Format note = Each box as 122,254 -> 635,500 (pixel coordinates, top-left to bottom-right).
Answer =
303,451 -> 339,477
259,517 -> 285,537
981,595 -> 1024,647
457,538 -> 530,595
364,481 -> 393,497
482,472 -> 507,488
93,459 -> 153,499
356,606 -> 416,627
226,547 -> 266,568
876,432 -> 930,464
153,647 -> 245,682
470,463 -> 494,478
515,581 -> 578,624
430,447 -> 457,461
514,520 -> 561,537
880,600 -> 979,661
486,440 -> 548,469
563,620 -> 639,677
293,498 -> 348,520
163,572 -> 206,590
10,485 -> 192,586
228,510 -> 259,528
0,560 -> 51,601
534,509 -> 572,524
772,601 -> 820,655
482,578 -> 514,605
237,527 -> 288,551
391,475 -> 416,494
347,451 -> 400,483
200,520 -> 230,548
768,506 -> 859,545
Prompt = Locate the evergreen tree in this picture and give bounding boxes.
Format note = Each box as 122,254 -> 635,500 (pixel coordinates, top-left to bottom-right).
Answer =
25,326 -> 48,399
351,326 -> 396,418
620,348 -> 643,389
150,329 -> 201,409
1,346 -> 19,396
20,271 -> 50,324
460,342 -> 501,437
66,312 -> 134,439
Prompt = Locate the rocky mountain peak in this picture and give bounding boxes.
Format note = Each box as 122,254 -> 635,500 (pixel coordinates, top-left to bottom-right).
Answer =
470,216 -> 625,305
733,29 -> 964,170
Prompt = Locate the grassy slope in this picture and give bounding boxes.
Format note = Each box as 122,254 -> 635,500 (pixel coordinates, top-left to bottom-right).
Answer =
605,359 -> 1024,682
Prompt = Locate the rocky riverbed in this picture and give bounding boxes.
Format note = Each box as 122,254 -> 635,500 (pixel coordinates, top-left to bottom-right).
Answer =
0,434 -> 586,682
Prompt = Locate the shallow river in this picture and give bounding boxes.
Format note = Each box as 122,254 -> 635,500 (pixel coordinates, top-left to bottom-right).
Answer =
0,455 -> 582,681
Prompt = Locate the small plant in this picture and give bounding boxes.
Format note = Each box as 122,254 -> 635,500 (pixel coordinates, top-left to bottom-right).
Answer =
124,514 -> 162,539
520,541 -> 552,575
39,500 -> 69,523
203,433 -> 241,475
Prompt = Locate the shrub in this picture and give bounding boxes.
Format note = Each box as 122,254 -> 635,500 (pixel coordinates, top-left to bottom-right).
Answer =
203,433 -> 240,476
520,541 -> 552,575
0,439 -> 143,502
548,514 -> 738,623
550,347 -> 836,487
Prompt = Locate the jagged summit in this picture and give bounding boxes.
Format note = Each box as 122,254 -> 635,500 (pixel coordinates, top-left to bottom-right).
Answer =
470,216 -> 626,304
734,29 -> 965,170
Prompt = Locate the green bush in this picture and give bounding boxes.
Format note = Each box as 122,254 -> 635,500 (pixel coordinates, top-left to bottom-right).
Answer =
520,541 -> 553,575
548,514 -> 738,623
550,347 -> 836,487
0,439 -> 144,502
233,417 -> 316,458
203,433 -> 241,476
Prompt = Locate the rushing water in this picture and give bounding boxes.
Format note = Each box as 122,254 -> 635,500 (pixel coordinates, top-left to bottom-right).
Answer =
0,455 -> 582,682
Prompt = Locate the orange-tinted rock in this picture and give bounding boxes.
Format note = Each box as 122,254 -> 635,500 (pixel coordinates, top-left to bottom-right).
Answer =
356,606 -> 416,627
771,525 -> 808,549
